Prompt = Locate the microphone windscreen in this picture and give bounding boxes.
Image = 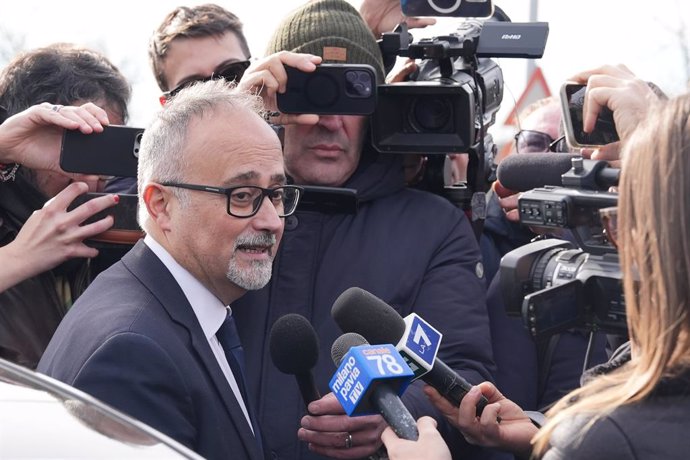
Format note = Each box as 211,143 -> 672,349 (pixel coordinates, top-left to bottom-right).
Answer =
331,287 -> 406,344
497,153 -> 579,192
269,314 -> 319,375
331,332 -> 368,366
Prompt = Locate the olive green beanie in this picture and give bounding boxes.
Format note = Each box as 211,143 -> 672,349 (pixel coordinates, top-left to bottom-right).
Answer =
265,0 -> 385,83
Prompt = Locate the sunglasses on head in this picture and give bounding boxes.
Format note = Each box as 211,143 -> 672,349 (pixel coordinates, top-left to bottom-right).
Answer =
514,130 -> 568,154
159,60 -> 251,105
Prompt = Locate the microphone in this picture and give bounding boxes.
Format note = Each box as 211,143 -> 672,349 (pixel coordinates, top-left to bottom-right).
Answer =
332,287 -> 489,416
497,153 -> 619,192
269,314 -> 321,408
330,332 -> 419,441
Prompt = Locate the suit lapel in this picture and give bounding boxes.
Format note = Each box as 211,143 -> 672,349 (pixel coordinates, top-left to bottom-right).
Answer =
122,241 -> 263,460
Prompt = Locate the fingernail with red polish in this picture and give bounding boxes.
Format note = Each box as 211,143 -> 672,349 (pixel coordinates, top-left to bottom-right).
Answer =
113,194 -> 120,204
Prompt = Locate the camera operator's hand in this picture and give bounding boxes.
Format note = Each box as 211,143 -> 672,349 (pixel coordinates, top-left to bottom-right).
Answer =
359,0 -> 436,38
0,102 -> 110,178
0,182 -> 117,293
424,383 -> 537,459
235,51 -> 322,126
381,417 -> 451,460
569,64 -> 660,167
496,187 -> 521,223
386,58 -> 417,84
297,392 -> 386,459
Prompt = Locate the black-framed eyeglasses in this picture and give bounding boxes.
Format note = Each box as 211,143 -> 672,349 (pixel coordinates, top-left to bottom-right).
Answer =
514,130 -> 567,154
159,60 -> 251,104
161,182 -> 303,218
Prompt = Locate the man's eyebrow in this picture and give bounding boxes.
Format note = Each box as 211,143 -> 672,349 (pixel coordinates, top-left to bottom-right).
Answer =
271,173 -> 287,184
224,172 -> 287,185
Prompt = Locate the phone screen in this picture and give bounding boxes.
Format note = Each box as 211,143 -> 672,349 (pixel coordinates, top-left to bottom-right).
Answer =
561,83 -> 620,147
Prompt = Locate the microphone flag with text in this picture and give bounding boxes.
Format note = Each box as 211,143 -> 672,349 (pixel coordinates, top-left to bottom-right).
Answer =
330,332 -> 419,441
332,287 -> 489,415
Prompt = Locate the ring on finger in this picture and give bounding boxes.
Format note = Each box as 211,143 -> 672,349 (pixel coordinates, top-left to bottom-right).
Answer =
344,432 -> 353,449
51,104 -> 63,113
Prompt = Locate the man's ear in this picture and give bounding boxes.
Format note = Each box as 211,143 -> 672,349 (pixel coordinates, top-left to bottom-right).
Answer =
143,183 -> 174,231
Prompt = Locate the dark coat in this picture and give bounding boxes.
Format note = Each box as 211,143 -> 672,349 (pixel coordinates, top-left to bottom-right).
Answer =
233,148 -> 495,459
38,241 -> 265,460
543,357 -> 690,460
0,173 -> 90,368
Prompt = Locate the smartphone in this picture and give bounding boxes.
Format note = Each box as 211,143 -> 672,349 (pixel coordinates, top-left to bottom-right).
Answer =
60,125 -> 145,177
560,83 -> 620,148
277,64 -> 377,115
400,0 -> 493,18
67,192 -> 143,245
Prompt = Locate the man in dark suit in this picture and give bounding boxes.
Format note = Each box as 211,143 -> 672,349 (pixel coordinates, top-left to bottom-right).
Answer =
38,79 -> 302,460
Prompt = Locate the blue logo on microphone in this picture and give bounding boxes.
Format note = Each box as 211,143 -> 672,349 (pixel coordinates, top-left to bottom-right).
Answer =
404,314 -> 441,370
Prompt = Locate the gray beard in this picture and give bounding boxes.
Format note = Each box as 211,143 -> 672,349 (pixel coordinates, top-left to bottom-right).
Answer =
226,232 -> 276,290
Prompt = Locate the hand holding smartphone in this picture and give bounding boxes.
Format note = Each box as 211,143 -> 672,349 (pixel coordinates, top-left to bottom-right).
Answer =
560,83 -> 620,148
277,64 -> 377,115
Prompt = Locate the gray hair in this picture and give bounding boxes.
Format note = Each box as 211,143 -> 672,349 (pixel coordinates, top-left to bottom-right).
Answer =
137,79 -> 266,231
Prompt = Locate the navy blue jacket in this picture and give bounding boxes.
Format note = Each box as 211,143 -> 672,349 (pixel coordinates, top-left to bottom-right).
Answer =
233,148 -> 495,459
38,242 -> 265,460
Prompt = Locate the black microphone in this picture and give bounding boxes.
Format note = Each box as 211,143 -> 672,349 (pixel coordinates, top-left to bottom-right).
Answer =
269,314 -> 321,408
332,287 -> 489,416
331,332 -> 419,441
497,153 -> 619,192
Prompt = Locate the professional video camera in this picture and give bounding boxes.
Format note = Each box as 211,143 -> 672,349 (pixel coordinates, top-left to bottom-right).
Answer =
499,157 -> 626,340
372,2 -> 549,214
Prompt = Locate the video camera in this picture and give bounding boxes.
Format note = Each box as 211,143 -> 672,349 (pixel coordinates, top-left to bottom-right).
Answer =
499,157 -> 626,340
372,2 -> 549,213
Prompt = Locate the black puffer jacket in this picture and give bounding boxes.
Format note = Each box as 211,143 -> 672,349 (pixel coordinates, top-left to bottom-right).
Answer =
233,146 -> 495,460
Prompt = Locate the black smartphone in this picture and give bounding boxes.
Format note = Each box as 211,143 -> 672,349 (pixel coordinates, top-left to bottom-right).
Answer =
560,83 -> 620,148
60,125 -> 145,177
67,192 -> 143,245
400,0 -> 493,18
277,64 -> 377,115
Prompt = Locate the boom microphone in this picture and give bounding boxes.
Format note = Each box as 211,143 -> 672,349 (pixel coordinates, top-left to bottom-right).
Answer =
497,153 -> 619,192
330,332 -> 419,441
269,314 -> 321,408
332,287 -> 488,416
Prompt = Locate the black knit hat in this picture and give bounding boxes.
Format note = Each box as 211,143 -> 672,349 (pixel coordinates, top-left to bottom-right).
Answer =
266,0 -> 385,83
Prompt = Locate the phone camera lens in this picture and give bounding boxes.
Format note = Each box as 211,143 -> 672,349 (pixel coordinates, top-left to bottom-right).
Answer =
345,71 -> 372,98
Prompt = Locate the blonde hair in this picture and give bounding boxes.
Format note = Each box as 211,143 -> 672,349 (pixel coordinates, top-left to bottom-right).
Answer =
532,94 -> 690,456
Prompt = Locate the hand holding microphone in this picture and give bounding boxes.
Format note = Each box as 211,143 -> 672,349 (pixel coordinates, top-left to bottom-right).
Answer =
331,287 -> 489,416
329,332 -> 419,441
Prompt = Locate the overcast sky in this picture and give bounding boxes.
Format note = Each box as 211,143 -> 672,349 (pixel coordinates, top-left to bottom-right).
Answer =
1,0 -> 688,129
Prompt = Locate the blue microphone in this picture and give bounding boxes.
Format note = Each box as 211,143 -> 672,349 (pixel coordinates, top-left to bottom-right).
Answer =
330,333 -> 419,440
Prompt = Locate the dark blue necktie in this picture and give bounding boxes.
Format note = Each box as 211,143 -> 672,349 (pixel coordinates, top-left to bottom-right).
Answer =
217,314 -> 248,396
216,312 -> 263,452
